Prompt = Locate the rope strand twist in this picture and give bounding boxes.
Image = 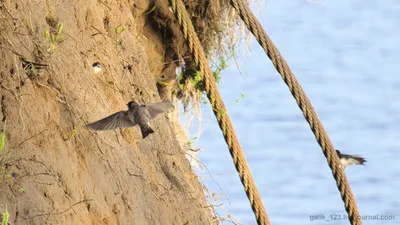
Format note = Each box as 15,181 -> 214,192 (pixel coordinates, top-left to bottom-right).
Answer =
228,0 -> 362,224
169,0 -> 270,224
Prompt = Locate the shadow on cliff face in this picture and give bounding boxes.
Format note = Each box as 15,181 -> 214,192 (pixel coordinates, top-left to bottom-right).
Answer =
0,0 -> 224,224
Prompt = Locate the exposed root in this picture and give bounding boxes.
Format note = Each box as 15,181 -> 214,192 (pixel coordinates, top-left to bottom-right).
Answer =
25,199 -> 93,220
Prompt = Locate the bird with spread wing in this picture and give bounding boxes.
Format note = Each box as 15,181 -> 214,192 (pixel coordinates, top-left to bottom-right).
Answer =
87,100 -> 174,139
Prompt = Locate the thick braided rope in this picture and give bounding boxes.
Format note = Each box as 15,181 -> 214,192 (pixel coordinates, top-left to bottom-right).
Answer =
169,0 -> 270,224
228,0 -> 362,224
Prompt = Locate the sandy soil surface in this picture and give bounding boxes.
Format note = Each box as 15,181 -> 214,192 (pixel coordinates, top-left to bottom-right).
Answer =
0,0 -> 214,224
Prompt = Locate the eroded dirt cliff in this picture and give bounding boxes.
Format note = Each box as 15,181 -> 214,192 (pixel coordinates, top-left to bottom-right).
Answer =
0,0 -> 215,224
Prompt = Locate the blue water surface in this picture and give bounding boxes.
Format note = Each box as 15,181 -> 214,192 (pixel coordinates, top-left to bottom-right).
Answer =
193,0 -> 400,224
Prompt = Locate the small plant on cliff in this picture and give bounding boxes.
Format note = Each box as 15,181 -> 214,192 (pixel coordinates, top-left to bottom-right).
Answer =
212,56 -> 228,84
186,136 -> 200,151
44,24 -> 64,54
178,56 -> 226,96
24,63 -> 38,79
177,54 -> 230,119
20,58 -> 48,80
114,25 -> 126,46
0,122 -> 6,185
0,122 -> 5,154
18,187 -> 25,193
1,208 -> 8,225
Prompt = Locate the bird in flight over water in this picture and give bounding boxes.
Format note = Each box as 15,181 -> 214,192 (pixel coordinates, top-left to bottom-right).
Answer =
336,149 -> 367,169
87,100 -> 174,139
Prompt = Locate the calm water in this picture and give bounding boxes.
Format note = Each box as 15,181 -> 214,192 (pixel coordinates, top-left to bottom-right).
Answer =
191,0 -> 400,224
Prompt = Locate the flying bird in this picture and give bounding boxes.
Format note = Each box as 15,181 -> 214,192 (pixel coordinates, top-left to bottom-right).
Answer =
87,100 -> 174,139
336,149 -> 367,169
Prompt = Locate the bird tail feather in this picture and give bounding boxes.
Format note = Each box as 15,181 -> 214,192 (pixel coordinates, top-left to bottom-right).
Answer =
351,156 -> 367,165
141,125 -> 154,139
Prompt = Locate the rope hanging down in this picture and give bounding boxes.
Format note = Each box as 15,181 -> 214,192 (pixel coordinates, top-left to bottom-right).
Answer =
168,0 -> 270,224
228,0 -> 362,224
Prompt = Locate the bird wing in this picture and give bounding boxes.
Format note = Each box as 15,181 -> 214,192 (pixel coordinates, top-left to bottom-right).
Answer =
86,111 -> 136,130
144,101 -> 174,119
344,154 -> 367,164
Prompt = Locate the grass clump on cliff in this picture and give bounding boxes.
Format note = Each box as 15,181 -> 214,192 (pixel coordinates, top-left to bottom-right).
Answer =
44,24 -> 64,54
150,0 -> 258,120
1,208 -> 8,225
0,122 -> 5,154
0,124 -> 7,225
114,25 -> 126,47
171,0 -> 254,115
0,122 -> 6,182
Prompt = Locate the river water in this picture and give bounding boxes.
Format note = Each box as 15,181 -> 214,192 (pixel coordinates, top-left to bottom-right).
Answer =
191,0 -> 400,224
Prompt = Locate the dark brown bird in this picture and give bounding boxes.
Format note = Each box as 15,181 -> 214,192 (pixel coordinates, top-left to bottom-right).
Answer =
87,100 -> 173,138
336,149 -> 367,169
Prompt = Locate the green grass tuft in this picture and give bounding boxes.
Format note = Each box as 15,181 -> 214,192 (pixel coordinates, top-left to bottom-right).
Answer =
1,208 -> 8,225
18,187 -> 25,193
57,24 -> 63,35
0,122 -> 5,154
44,24 -> 65,54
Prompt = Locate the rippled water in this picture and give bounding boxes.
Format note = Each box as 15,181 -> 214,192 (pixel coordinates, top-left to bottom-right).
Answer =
192,0 -> 400,224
